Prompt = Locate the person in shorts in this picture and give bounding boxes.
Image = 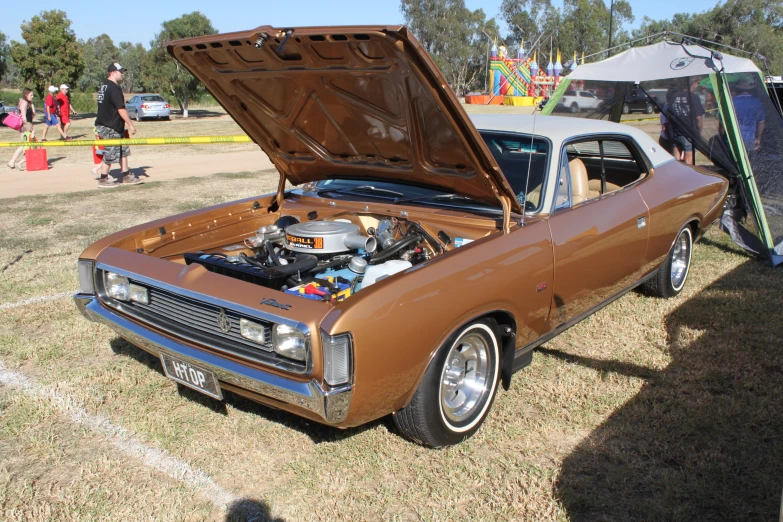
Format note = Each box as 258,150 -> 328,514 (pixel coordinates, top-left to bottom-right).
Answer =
56,84 -> 78,140
42,86 -> 65,141
95,63 -> 139,188
669,78 -> 705,164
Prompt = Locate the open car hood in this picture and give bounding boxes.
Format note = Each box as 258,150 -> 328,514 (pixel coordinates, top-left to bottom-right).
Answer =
167,25 -> 521,213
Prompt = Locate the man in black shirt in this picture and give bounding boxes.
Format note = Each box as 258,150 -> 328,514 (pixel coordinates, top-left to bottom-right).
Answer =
95,63 -> 139,187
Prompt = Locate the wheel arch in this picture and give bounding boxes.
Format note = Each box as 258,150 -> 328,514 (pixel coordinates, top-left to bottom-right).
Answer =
397,308 -> 518,410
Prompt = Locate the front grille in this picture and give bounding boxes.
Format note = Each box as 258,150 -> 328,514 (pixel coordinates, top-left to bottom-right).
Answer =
99,275 -> 306,371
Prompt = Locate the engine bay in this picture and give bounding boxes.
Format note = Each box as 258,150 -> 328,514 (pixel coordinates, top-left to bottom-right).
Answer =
184,213 -> 450,302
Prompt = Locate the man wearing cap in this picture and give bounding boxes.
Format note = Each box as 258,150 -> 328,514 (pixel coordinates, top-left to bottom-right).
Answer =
42,86 -> 65,141
56,84 -> 77,140
95,63 -> 140,187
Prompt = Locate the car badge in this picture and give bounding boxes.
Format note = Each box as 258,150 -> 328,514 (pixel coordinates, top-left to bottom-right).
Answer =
260,298 -> 293,310
216,308 -> 231,333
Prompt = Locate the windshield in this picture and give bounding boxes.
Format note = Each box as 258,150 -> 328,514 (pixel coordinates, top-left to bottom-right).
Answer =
141,96 -> 165,102
479,131 -> 550,210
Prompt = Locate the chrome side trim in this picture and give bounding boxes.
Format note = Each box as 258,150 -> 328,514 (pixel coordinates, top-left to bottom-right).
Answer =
73,294 -> 352,424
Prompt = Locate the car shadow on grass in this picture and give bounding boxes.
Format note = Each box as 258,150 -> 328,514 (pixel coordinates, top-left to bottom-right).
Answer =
225,498 -> 285,521
553,260 -> 783,521
109,337 -> 386,444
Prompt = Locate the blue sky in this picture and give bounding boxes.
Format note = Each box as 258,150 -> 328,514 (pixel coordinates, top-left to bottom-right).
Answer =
4,0 -> 722,48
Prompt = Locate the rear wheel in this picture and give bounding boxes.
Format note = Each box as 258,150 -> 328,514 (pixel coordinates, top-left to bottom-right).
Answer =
134,110 -> 140,122
622,103 -> 630,114
644,226 -> 693,298
570,103 -> 579,113
393,319 -> 501,448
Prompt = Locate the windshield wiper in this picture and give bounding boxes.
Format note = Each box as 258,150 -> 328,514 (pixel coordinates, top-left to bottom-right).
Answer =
394,193 -> 478,205
316,185 -> 405,200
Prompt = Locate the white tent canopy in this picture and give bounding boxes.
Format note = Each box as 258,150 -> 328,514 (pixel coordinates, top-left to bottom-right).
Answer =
569,41 -> 761,82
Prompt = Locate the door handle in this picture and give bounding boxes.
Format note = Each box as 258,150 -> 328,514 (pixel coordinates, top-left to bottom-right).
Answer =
637,216 -> 647,229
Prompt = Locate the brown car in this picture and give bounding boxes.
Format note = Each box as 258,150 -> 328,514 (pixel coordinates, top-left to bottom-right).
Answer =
74,26 -> 728,447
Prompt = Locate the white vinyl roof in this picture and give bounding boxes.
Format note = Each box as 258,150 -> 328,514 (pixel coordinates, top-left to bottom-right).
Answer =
568,41 -> 761,82
469,113 -> 674,168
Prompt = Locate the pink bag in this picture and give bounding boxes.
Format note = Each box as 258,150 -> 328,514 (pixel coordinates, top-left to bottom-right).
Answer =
2,112 -> 23,131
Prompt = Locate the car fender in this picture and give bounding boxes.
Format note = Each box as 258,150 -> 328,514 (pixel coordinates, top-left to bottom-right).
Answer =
322,219 -> 554,426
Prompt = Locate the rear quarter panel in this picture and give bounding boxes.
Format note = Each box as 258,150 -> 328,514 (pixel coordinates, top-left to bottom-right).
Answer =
637,160 -> 728,274
321,219 -> 554,427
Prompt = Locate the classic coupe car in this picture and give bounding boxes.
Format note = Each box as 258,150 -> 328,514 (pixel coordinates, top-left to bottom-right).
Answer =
74,26 -> 728,447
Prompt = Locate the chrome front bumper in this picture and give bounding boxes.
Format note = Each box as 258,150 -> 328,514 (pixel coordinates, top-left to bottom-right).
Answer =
74,294 -> 352,424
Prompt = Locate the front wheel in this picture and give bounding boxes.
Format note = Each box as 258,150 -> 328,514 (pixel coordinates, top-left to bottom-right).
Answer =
393,320 -> 501,447
644,226 -> 693,298
622,103 -> 630,114
135,110 -> 141,122
645,103 -> 654,114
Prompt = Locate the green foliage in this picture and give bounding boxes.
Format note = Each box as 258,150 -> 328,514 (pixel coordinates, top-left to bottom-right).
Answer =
144,12 -> 217,117
68,91 -> 95,113
401,0 -> 497,95
0,32 -> 9,81
633,0 -> 783,73
9,10 -> 84,99
117,42 -> 148,93
0,89 -> 20,106
501,0 -> 634,63
79,34 -> 118,92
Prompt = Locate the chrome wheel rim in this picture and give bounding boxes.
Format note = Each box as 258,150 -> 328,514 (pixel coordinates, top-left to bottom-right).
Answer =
671,230 -> 691,289
440,332 -> 490,424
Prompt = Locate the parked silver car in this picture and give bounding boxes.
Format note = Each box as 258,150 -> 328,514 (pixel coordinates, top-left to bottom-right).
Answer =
0,101 -> 20,115
126,94 -> 171,121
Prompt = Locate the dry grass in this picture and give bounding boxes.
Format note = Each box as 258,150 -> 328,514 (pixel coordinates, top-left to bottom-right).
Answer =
1,110 -> 782,520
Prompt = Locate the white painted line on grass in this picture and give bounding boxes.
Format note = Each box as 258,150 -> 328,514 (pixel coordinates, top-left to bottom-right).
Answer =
0,361 -> 236,510
0,290 -> 75,311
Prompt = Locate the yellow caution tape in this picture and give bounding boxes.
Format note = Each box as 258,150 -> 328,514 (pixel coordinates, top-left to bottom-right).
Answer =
0,135 -> 253,148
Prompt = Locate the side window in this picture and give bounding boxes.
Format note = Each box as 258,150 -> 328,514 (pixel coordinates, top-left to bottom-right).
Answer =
563,138 -> 648,201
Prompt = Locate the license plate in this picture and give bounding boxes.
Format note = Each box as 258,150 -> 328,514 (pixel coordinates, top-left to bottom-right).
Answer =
160,353 -> 223,400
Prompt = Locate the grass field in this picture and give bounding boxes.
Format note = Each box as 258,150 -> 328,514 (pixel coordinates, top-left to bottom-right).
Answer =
1,105 -> 782,520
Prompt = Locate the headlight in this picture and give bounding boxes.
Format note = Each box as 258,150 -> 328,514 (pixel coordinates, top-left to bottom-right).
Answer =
104,271 -> 130,301
129,283 -> 149,304
322,332 -> 353,386
273,324 -> 307,361
240,317 -> 268,347
78,260 -> 95,294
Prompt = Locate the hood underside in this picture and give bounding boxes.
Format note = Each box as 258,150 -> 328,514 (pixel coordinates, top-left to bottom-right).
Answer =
167,25 -> 520,212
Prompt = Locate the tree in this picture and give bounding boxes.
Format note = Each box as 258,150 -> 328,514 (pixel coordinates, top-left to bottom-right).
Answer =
9,10 -> 84,98
117,42 -> 148,93
501,0 -> 558,51
401,0 -> 495,96
79,34 -> 118,92
501,0 -> 633,62
0,32 -> 9,82
145,12 -> 217,118
632,0 -> 783,73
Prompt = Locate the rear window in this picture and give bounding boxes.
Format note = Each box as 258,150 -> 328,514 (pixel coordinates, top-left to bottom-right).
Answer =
141,96 -> 166,102
480,131 -> 550,211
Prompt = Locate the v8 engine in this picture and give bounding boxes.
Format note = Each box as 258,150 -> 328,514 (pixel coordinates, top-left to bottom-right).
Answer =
184,215 -> 435,302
